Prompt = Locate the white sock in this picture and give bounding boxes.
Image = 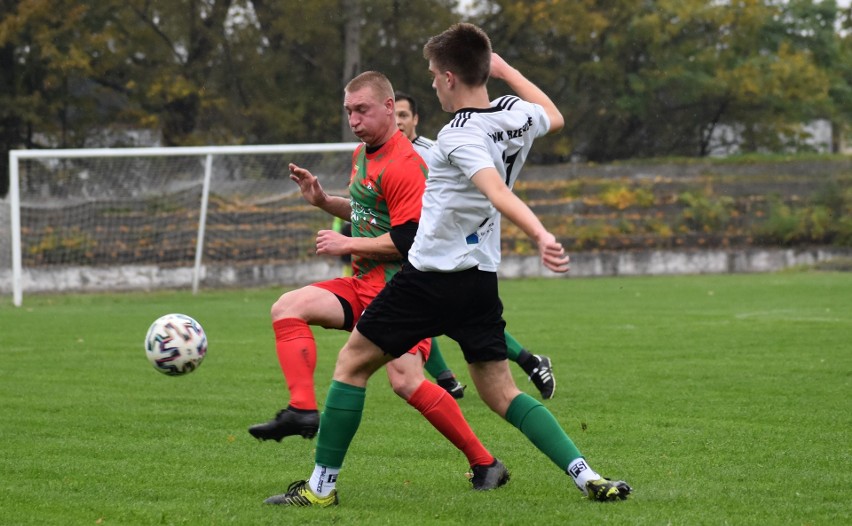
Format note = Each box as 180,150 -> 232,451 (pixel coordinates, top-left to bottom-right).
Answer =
308,465 -> 340,497
567,458 -> 601,494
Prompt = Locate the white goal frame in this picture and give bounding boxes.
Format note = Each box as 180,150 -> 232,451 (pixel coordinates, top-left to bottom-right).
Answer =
6,143 -> 358,307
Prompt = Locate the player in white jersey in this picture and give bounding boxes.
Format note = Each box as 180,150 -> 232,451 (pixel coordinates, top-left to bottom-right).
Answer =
411,135 -> 435,160
394,91 -> 436,163
395,89 -> 558,400
410,94 -> 546,272
271,23 -> 630,506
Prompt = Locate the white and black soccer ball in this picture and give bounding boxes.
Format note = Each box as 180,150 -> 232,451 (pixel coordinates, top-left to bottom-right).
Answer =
144,313 -> 207,376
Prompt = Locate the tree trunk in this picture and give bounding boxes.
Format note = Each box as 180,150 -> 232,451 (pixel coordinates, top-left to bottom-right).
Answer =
341,0 -> 361,142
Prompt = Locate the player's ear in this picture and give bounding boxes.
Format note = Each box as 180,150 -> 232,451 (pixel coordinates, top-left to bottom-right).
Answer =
445,71 -> 456,89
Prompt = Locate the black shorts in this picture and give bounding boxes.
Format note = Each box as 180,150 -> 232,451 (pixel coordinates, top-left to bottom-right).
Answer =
356,263 -> 507,363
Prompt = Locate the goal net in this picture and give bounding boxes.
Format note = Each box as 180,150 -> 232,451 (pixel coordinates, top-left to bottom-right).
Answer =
3,144 -> 359,306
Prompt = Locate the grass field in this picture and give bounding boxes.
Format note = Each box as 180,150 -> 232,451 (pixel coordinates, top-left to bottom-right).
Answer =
1,272 -> 850,525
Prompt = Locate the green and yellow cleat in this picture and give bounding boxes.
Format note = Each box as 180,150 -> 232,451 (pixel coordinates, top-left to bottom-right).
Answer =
264,480 -> 339,507
584,478 -> 632,501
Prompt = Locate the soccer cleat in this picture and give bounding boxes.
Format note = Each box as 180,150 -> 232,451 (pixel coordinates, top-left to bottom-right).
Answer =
437,374 -> 466,399
248,408 -> 320,441
584,478 -> 632,501
264,480 -> 338,507
529,355 -> 555,400
470,458 -> 510,490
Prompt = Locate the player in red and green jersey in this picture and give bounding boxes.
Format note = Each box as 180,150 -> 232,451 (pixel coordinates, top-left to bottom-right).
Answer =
250,71 -> 505,492
346,132 -> 426,284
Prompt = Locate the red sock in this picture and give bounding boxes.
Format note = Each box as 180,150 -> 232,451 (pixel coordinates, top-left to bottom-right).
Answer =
272,318 -> 318,411
407,380 -> 494,467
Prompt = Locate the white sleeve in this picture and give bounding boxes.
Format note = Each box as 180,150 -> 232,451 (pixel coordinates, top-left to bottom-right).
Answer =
529,101 -> 551,139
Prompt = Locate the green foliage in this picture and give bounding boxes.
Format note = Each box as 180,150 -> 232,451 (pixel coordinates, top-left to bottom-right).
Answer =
641,215 -> 675,238
574,221 -> 619,248
834,219 -> 852,245
1,0 -> 850,183
756,189 -> 852,245
678,191 -> 735,233
757,200 -> 808,245
0,0 -> 460,154
559,179 -> 588,199
26,227 -> 95,264
471,0 -> 849,160
599,183 -> 656,210
144,195 -> 186,214
518,161 -> 852,251
1,275 -> 850,524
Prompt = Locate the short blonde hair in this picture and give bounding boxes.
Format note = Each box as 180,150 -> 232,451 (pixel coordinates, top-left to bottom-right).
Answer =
345,71 -> 394,102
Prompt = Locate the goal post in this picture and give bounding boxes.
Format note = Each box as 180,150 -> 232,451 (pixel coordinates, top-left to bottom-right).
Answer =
4,143 -> 359,306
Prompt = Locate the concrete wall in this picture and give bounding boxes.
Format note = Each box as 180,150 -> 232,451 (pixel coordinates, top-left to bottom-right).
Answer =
3,247 -> 850,300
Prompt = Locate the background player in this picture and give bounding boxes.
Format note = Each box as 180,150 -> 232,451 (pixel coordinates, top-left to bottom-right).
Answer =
330,217 -> 352,277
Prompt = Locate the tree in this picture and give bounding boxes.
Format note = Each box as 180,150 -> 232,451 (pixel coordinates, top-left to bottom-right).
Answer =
341,0 -> 361,141
828,1 -> 852,151
2,0 -> 851,200
235,0 -> 349,144
0,0 -> 131,195
0,0 -> 462,196
469,0 -> 848,161
357,0 -> 457,137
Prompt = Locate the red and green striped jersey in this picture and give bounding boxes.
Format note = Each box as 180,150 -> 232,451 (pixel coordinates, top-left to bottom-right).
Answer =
348,130 -> 427,285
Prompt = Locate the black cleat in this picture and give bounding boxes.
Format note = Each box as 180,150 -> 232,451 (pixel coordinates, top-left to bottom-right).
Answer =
470,458 -> 510,490
529,355 -> 555,400
248,408 -> 319,441
437,374 -> 466,399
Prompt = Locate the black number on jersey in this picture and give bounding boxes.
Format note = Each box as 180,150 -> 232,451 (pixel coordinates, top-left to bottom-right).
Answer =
502,151 -> 520,186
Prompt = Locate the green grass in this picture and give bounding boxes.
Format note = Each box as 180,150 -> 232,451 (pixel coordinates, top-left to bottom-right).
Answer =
1,272 -> 850,525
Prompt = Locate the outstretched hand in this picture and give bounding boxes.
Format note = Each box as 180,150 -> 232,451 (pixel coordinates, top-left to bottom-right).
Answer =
289,162 -> 327,207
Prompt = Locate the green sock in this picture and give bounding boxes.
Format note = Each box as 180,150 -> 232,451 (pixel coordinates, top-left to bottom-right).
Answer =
505,393 -> 582,471
425,338 -> 453,379
314,380 -> 366,469
504,331 -> 524,362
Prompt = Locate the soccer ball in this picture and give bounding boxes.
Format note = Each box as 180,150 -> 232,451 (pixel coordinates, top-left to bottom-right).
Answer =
144,313 -> 207,376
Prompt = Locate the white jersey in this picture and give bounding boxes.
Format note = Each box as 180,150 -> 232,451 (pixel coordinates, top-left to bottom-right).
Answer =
411,135 -> 435,166
409,95 -> 550,272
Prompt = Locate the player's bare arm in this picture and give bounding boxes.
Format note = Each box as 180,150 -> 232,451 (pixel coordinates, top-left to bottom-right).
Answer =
489,53 -> 564,134
288,162 -> 351,219
315,230 -> 403,261
471,167 -> 569,273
